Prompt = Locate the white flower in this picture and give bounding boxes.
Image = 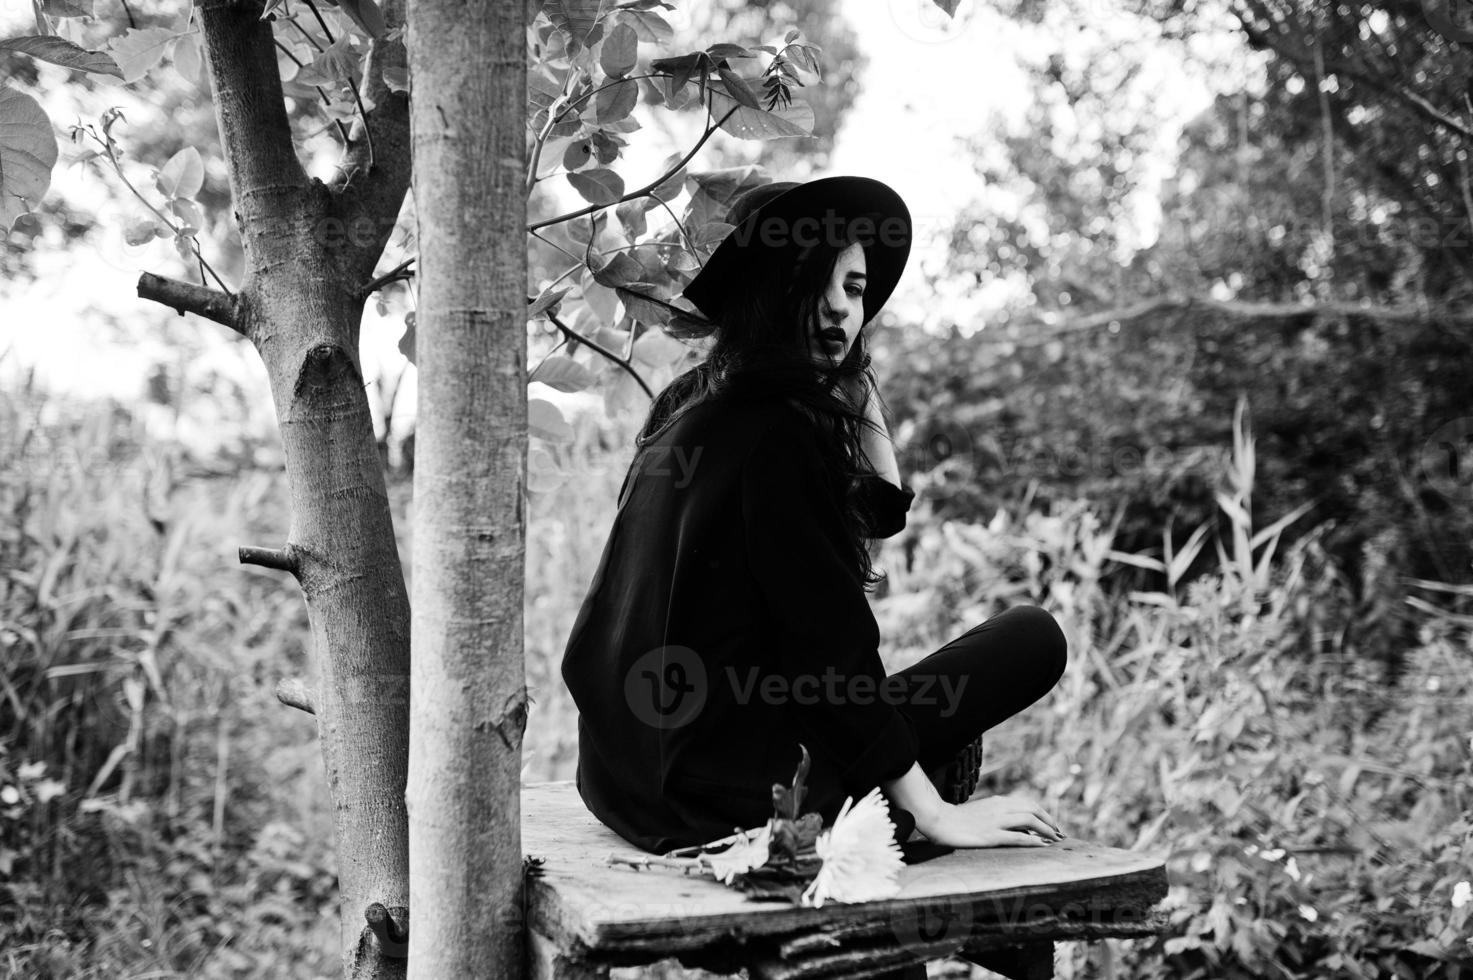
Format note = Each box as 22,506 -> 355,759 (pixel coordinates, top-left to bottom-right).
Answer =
1298,904 -> 1318,922
799,787 -> 905,908
1285,857 -> 1301,882
706,822 -> 773,885
1453,880 -> 1471,910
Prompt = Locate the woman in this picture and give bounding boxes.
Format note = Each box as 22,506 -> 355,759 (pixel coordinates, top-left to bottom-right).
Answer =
559,175 -> 1069,873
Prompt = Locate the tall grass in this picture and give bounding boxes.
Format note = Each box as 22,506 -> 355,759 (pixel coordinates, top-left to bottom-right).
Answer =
876,397 -> 1473,978
3,376 -> 1469,979
1,374 -> 338,979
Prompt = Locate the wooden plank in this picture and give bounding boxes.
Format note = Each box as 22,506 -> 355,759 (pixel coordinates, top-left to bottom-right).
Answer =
528,929 -> 610,980
968,941 -> 1054,980
522,781 -> 1167,957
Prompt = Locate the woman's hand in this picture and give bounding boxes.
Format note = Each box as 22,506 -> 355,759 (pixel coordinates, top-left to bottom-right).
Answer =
919,794 -> 1066,848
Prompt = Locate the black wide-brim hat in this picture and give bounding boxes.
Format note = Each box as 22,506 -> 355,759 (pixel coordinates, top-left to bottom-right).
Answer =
680,175 -> 912,327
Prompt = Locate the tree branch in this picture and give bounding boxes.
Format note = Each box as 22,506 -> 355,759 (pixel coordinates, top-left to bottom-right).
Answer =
528,106 -> 737,232
363,903 -> 408,959
239,545 -> 299,573
989,294 -> 1473,347
357,258 -> 415,300
275,677 -> 317,714
137,273 -> 242,333
330,0 -> 412,286
199,0 -> 307,196
546,309 -> 655,399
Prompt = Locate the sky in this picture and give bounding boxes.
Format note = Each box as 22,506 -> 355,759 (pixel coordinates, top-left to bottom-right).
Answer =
0,0 -> 1239,446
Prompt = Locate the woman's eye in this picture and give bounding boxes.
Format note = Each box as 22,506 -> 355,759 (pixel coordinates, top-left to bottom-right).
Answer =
846,287 -> 863,298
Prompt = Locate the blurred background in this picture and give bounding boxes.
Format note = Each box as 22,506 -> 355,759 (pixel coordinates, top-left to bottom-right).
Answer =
2,0 -> 1471,977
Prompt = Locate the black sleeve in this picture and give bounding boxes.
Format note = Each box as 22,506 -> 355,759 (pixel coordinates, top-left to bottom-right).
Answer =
740,413 -> 921,795
850,473 -> 916,539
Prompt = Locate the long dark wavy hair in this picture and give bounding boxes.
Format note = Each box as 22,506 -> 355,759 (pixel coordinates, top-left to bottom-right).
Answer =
632,226 -> 896,591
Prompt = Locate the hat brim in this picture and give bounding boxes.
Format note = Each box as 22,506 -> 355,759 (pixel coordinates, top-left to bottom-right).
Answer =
680,175 -> 912,327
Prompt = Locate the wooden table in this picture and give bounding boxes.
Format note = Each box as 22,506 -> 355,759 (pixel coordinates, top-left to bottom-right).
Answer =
522,781 -> 1169,980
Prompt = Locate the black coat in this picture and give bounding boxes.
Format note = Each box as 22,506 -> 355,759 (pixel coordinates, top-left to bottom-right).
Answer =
561,390 -> 921,854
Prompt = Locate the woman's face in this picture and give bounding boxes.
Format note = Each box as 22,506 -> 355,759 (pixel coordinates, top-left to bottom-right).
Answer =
804,241 -> 867,367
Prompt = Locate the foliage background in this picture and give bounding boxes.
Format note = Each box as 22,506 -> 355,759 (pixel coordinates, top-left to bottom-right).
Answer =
3,0 -> 1473,977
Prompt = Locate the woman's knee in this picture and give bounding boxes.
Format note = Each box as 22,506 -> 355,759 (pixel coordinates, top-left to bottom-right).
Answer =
1002,603 -> 1068,685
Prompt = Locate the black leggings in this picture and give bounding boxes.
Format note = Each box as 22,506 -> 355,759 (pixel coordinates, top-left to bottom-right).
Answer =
874,604 -> 1068,980
894,603 -> 1068,773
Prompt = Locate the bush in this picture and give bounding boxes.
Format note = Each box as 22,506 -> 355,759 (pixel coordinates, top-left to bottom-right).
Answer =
871,399 -> 1473,978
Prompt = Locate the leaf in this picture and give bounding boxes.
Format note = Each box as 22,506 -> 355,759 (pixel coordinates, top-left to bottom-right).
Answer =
44,0 -> 94,18
709,91 -> 814,140
1107,550 -> 1166,573
649,157 -> 685,202
528,397 -> 575,444
1248,499 -> 1315,551
1167,522 -> 1212,588
590,130 -> 624,165
602,367 -> 642,416
786,44 -> 821,79
1213,491 -> 1251,533
312,34 -> 361,86
172,33 -> 201,83
527,284 -> 571,319
931,0 -> 960,14
0,86 -> 58,234
0,35 -> 122,78
599,21 -> 638,78
107,27 -> 175,84
527,446 -> 567,493
398,312 -> 415,364
276,41 -> 303,82
692,220 -> 733,247
122,211 -> 163,246
561,137 -> 593,172
594,77 -> 637,124
631,324 -> 685,365
566,167 -> 624,205
530,354 -> 594,393
617,8 -> 672,43
588,250 -> 645,288
716,68 -> 760,109
665,308 -> 714,339
169,197 -> 203,234
382,65 -> 408,93
649,51 -> 705,92
546,0 -> 604,55
581,279 -> 619,327
614,196 -> 652,241
618,283 -> 675,327
155,146 -> 203,200
705,43 -> 754,60
172,229 -> 195,263
337,0 -> 386,39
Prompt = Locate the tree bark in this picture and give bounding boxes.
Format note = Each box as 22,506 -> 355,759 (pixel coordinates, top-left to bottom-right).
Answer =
404,0 -> 528,977
191,2 -> 413,977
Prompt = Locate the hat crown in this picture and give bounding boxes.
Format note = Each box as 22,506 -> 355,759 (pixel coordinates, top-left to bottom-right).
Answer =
725,181 -> 800,230
680,175 -> 912,327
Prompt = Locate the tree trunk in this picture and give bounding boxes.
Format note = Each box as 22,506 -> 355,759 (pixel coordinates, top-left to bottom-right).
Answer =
404,0 -> 528,977
182,2 -> 415,977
